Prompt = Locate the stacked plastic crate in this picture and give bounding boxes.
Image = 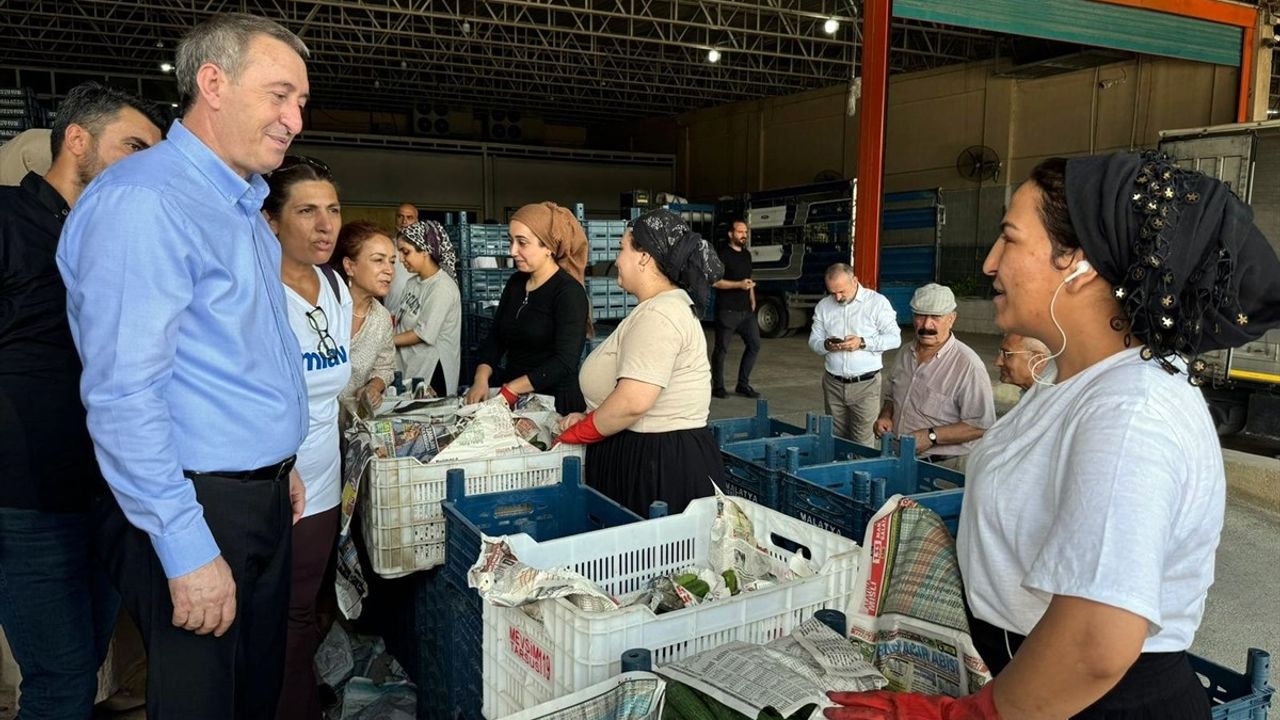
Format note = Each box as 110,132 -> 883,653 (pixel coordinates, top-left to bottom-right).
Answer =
582,219 -> 634,322
0,88 -> 46,145
451,220 -> 512,379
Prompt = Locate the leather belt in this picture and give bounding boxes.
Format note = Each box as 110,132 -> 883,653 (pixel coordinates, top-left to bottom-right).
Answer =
184,455 -> 296,482
826,369 -> 879,384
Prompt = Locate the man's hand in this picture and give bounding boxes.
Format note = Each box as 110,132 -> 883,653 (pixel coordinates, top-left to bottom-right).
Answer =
740,279 -> 755,290
873,417 -> 893,438
169,555 -> 237,637
289,468 -> 306,525
912,428 -> 935,455
843,335 -> 863,351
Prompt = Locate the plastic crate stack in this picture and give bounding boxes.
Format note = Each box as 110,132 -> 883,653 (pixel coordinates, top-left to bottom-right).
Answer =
450,221 -> 513,379
0,88 -> 46,145
428,457 -> 645,720
582,219 -> 636,321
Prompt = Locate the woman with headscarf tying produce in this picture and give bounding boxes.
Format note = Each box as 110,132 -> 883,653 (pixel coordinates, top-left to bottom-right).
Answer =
464,201 -> 591,414
825,152 -> 1280,720
557,208 -> 728,517
394,219 -> 462,397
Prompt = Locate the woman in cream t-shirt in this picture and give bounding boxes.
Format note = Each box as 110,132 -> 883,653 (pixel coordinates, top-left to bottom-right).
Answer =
557,209 -> 727,516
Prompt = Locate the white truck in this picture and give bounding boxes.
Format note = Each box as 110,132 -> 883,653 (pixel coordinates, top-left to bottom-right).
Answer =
1159,121 -> 1280,439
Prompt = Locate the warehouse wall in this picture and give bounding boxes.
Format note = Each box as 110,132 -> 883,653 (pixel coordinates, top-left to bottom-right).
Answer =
289,141 -> 673,221
669,56 -> 1238,199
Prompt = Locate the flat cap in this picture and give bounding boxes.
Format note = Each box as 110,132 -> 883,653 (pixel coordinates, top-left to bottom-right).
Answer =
911,283 -> 957,315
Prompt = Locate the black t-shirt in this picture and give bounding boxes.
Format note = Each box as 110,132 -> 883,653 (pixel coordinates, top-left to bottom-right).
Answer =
715,244 -> 753,313
0,172 -> 106,511
477,268 -> 588,413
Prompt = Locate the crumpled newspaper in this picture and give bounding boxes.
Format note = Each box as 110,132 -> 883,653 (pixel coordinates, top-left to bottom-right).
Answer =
467,537 -> 618,613
707,487 -> 807,586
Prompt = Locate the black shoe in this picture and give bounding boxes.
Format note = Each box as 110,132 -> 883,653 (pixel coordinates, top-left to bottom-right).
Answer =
712,387 -> 728,399
735,384 -> 761,399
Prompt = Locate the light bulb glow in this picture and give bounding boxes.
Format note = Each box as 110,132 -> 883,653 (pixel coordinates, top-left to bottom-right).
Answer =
707,48 -> 721,63
824,18 -> 839,34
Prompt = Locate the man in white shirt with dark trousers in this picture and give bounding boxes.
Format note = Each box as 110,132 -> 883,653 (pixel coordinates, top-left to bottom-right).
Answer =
808,263 -> 902,445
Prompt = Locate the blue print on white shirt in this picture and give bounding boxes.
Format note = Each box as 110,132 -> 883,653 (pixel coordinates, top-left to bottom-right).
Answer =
303,346 -> 349,372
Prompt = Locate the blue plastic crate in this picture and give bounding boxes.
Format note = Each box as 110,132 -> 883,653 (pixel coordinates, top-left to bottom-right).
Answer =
438,457 -> 645,718
1194,648 -> 1273,720
779,443 -> 965,540
719,416 -> 886,509
708,399 -> 810,446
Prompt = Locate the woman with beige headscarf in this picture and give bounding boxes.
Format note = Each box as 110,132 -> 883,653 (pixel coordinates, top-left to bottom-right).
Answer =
463,201 -> 591,414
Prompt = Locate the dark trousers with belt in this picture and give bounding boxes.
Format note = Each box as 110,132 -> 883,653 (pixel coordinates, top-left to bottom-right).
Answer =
712,309 -> 761,391
100,471 -> 293,720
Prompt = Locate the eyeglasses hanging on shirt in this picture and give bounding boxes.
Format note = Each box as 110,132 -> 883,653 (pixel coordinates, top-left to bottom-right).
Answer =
305,306 -> 340,360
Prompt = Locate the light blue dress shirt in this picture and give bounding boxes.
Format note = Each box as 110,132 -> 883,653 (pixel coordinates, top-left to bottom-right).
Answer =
56,120 -> 308,579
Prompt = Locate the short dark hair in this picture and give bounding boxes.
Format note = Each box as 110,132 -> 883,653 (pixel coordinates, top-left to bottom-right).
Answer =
727,218 -> 748,234
50,81 -> 167,159
176,13 -> 309,114
1027,157 -> 1080,271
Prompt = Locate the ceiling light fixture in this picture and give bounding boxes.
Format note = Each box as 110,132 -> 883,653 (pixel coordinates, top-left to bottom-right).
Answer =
824,17 -> 840,34
160,62 -> 173,73
707,48 -> 721,63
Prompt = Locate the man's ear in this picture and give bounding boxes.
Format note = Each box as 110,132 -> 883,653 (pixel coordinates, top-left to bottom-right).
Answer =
61,123 -> 92,160
195,63 -> 229,111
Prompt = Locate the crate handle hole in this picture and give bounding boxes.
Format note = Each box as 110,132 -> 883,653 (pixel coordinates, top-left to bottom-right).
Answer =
494,502 -> 535,518
769,532 -> 813,560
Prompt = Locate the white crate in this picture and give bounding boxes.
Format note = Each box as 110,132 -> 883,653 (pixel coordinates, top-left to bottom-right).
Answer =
481,496 -> 860,716
360,445 -> 585,578
497,671 -> 665,720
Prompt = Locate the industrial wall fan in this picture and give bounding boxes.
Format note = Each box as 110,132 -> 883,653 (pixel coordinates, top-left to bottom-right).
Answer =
956,145 -> 1002,183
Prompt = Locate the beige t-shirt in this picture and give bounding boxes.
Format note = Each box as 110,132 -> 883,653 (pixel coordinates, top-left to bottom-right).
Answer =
579,288 -> 711,433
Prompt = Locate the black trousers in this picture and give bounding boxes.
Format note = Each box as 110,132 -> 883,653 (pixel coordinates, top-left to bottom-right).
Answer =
970,616 -> 1210,719
711,309 -> 761,390
99,473 -> 293,720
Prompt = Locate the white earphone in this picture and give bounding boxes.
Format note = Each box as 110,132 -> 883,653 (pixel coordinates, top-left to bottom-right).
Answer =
1064,259 -> 1092,284
1030,260 -> 1093,387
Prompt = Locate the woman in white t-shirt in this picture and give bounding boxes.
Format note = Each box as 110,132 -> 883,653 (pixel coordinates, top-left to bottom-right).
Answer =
263,155 -> 352,720
393,220 -> 461,397
557,209 -> 727,516
827,155 -> 1280,720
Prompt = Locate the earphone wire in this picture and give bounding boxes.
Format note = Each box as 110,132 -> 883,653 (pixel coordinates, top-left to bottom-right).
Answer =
1029,277 -> 1070,387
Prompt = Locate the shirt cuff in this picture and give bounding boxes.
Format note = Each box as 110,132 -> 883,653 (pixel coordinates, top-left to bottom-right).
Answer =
152,519 -> 221,579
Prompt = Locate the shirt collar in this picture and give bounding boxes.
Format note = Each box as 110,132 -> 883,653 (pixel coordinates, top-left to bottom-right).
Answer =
166,120 -> 269,209
21,171 -> 70,222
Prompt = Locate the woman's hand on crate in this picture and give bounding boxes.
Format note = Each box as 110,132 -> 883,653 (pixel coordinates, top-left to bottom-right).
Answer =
825,683 -> 999,719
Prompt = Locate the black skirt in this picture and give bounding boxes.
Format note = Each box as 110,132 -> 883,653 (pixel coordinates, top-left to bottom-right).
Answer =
970,616 -> 1211,719
584,426 -> 724,518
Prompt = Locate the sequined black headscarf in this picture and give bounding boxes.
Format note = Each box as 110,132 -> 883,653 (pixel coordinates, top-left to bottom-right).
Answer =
627,208 -> 724,313
1065,151 -> 1280,377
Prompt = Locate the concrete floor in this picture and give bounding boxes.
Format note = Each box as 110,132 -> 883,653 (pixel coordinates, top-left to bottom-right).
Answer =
707,329 -> 1280,672
4,328 -> 1276,720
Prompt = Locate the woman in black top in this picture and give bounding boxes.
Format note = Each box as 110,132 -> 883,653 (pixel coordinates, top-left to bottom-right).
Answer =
464,201 -> 591,414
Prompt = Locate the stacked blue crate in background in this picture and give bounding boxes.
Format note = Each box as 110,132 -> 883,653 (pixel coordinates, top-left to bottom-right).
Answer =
450,219 -> 513,380
582,218 -> 634,322
0,88 -> 47,144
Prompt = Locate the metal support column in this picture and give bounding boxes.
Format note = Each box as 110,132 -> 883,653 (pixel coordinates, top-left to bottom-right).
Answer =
854,0 -> 892,289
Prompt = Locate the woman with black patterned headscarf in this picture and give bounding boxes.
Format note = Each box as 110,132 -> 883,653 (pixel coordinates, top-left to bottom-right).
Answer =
827,153 -> 1280,720
557,208 -> 727,516
393,220 -> 462,396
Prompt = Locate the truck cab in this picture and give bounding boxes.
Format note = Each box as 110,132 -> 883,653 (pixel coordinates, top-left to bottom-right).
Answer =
1160,122 -> 1280,438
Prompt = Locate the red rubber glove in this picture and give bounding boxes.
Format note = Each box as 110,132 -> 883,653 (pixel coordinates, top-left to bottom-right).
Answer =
499,384 -> 520,408
557,412 -> 606,445
825,683 -> 999,720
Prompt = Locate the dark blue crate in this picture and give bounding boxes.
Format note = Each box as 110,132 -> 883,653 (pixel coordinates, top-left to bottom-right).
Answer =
1193,648 -> 1273,720
438,457 -> 644,715
709,399 -> 806,446
719,416 -> 887,509
780,456 -> 966,540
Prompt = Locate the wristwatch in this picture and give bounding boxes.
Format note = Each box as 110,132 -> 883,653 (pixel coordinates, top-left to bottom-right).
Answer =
927,427 -> 938,446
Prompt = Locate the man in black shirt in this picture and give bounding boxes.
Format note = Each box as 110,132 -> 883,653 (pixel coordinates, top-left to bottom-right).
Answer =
0,81 -> 163,718
711,219 -> 762,398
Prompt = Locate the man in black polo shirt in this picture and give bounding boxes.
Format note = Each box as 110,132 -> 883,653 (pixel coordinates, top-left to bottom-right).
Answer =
711,218 -> 762,398
0,81 -> 163,718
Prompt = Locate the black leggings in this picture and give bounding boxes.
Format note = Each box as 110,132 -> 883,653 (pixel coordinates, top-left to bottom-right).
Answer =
969,616 -> 1211,719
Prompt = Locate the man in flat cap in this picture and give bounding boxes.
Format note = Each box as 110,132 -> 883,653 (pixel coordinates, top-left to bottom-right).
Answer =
874,283 -> 994,471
